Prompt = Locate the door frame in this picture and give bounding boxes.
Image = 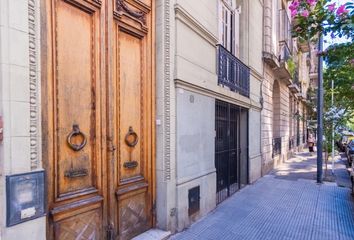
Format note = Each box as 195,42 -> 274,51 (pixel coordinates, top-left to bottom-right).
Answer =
215,100 -> 249,204
41,0 -> 156,238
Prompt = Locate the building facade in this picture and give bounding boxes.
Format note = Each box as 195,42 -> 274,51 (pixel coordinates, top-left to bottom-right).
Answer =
0,0 -> 316,239
155,0 -> 263,233
261,0 -> 312,175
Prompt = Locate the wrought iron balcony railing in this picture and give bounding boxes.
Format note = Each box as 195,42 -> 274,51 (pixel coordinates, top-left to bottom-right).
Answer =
288,69 -> 300,93
272,137 -> 282,158
275,42 -> 292,81
217,44 -> 250,97
294,69 -> 299,83
279,41 -> 292,63
279,9 -> 293,58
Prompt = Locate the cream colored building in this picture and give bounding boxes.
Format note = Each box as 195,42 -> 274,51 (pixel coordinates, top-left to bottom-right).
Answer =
0,0 -> 316,239
156,0 -> 263,233
261,0 -> 312,175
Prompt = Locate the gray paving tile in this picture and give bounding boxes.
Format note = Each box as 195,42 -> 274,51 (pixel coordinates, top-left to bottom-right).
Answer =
170,152 -> 354,240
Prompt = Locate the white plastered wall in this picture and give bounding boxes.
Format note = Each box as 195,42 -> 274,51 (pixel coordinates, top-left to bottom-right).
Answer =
0,0 -> 44,239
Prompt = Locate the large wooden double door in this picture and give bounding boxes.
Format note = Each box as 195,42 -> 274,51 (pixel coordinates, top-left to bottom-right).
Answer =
42,0 -> 155,239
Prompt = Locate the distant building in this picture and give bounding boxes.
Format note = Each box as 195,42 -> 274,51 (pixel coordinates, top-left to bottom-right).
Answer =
261,0 -> 313,174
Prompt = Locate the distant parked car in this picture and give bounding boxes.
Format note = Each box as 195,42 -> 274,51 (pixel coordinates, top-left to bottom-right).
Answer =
338,134 -> 354,152
345,140 -> 354,166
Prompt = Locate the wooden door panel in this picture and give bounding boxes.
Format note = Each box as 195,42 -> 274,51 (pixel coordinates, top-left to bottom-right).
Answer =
113,0 -> 154,238
43,0 -> 104,239
54,209 -> 102,240
118,29 -> 144,181
118,189 -> 150,240
55,0 -> 99,199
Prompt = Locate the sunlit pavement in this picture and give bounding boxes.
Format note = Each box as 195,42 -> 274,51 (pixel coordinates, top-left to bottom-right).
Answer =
170,151 -> 354,240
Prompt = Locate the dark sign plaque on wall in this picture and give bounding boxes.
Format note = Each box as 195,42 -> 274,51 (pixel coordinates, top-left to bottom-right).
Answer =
6,170 -> 46,226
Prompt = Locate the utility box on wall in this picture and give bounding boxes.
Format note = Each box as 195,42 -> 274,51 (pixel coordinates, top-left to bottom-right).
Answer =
188,186 -> 200,216
6,171 -> 46,226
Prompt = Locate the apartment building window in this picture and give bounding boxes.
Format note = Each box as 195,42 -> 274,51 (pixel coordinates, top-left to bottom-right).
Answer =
218,0 -> 240,57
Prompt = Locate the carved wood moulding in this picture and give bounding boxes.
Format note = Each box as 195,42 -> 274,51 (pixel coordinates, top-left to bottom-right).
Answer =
92,0 -> 102,5
116,0 -> 147,25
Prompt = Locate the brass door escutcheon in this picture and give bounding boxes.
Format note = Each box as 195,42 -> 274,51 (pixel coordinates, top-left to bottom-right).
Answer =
67,124 -> 87,151
123,126 -> 139,169
124,126 -> 138,147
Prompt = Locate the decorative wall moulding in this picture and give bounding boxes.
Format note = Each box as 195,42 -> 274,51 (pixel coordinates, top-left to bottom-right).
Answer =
28,0 -> 39,170
163,0 -> 171,182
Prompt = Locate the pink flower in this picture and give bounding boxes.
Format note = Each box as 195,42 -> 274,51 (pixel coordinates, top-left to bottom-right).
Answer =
301,10 -> 309,17
307,0 -> 317,6
291,9 -> 298,18
336,4 -> 348,15
289,0 -> 300,11
327,3 -> 336,12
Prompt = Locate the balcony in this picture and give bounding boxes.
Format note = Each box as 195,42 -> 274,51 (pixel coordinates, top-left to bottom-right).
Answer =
297,92 -> 306,100
288,70 -> 300,93
279,9 -> 293,55
289,83 -> 300,93
217,44 -> 250,97
309,65 -> 318,82
274,43 -> 292,82
274,10 -> 293,82
298,40 -> 310,53
263,52 -> 279,68
296,82 -> 307,100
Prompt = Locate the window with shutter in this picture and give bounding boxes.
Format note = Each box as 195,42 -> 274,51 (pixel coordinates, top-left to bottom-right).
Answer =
218,0 -> 240,57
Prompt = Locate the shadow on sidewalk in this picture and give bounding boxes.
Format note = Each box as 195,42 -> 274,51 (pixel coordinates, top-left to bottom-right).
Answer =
271,151 -> 351,187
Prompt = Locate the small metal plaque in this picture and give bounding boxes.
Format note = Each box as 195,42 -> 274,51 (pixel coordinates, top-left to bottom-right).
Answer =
6,171 -> 46,226
123,161 -> 138,169
64,168 -> 88,178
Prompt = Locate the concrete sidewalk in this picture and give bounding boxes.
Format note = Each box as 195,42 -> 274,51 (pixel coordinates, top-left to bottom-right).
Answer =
170,152 -> 354,240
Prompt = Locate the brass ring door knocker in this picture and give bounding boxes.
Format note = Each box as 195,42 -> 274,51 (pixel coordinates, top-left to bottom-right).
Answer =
67,124 -> 87,151
123,126 -> 139,169
124,126 -> 138,147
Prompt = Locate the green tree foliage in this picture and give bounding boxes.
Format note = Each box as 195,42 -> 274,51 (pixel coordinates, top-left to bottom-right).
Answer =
324,42 -> 354,127
289,1 -> 354,157
322,42 -> 354,152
